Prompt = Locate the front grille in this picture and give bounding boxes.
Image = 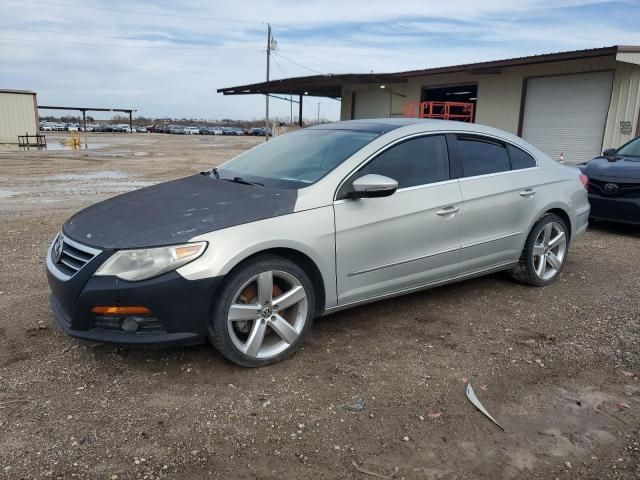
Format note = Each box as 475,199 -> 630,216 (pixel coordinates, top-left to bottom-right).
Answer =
589,178 -> 640,198
91,315 -> 166,335
50,234 -> 101,279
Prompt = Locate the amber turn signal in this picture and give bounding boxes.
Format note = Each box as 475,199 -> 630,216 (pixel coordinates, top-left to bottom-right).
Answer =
91,306 -> 151,315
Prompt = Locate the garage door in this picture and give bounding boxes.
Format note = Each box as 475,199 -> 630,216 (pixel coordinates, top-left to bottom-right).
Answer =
353,89 -> 391,119
521,71 -> 613,164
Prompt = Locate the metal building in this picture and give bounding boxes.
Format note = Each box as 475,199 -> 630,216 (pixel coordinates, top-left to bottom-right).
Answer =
219,45 -> 640,164
0,89 -> 38,144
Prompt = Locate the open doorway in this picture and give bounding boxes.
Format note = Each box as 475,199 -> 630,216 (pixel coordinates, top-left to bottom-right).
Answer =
420,84 -> 477,122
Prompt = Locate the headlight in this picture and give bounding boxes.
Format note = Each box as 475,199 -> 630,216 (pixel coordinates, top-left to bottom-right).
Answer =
95,242 -> 207,281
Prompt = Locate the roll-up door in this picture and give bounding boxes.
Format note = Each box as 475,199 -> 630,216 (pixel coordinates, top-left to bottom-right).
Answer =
353,89 -> 391,119
521,71 -> 613,164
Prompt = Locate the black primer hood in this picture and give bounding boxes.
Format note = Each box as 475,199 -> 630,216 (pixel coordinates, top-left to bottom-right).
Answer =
582,156 -> 640,182
63,174 -> 297,249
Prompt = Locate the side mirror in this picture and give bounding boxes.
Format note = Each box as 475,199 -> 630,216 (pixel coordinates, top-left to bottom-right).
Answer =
348,174 -> 398,199
602,148 -> 617,157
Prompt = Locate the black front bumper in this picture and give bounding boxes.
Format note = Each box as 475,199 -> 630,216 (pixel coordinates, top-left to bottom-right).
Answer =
47,248 -> 223,347
588,193 -> 640,225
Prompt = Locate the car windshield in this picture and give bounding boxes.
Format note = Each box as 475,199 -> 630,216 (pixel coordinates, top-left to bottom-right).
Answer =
216,128 -> 380,188
616,137 -> 640,157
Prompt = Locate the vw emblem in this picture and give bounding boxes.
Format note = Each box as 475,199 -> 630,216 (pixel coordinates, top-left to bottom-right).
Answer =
53,235 -> 64,263
604,183 -> 619,193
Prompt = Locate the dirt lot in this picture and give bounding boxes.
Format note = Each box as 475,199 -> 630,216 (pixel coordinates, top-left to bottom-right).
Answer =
0,133 -> 638,479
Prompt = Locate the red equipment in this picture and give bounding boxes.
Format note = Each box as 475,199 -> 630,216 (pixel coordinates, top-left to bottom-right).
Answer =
403,100 -> 474,122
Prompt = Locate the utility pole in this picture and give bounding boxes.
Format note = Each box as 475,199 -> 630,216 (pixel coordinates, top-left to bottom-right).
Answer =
317,101 -> 321,124
265,23 -> 272,141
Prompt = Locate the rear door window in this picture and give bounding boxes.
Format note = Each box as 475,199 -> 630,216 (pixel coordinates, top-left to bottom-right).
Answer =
457,136 -> 510,177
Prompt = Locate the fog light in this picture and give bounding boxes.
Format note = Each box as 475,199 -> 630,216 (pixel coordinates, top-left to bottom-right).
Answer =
120,317 -> 140,333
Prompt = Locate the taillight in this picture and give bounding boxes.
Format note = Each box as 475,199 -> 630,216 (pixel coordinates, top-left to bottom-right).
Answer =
579,173 -> 589,190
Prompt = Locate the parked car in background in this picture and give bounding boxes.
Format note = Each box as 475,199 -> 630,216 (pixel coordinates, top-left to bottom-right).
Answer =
184,126 -> 200,135
169,125 -> 185,134
40,123 -> 53,131
251,127 -> 266,136
46,119 -> 589,367
135,126 -> 148,133
211,127 -> 223,135
579,136 -> 640,225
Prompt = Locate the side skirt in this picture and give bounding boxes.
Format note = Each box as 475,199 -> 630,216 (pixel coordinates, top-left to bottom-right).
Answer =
321,261 -> 517,316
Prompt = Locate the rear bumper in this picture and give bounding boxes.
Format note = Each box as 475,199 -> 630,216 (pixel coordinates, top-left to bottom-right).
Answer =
588,194 -> 640,225
573,205 -> 590,242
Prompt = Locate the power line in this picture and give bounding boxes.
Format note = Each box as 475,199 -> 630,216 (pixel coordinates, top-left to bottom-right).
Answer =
10,0 -> 268,25
272,52 -> 325,75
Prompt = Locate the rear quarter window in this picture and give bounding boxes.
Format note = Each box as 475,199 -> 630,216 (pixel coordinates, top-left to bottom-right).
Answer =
508,145 -> 537,169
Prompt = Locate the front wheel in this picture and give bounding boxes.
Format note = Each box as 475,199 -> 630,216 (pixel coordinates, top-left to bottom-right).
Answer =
209,255 -> 315,367
510,213 -> 568,287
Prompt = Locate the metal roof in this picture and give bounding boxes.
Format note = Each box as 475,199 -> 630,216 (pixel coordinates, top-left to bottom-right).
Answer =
218,45 -> 640,98
0,89 -> 36,95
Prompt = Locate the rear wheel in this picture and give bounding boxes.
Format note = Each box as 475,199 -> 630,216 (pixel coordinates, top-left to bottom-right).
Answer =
510,213 -> 568,286
209,255 -> 315,367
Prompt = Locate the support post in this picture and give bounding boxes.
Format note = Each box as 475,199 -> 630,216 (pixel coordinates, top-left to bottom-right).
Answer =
298,94 -> 303,128
82,110 -> 87,147
265,23 -> 271,141
129,111 -> 133,133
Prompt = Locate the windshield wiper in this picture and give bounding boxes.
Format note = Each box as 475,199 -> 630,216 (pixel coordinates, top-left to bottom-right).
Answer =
221,176 -> 264,187
200,167 -> 220,179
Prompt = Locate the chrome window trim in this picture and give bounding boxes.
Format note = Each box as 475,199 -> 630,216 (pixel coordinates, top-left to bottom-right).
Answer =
333,129 -> 540,201
458,166 -> 540,182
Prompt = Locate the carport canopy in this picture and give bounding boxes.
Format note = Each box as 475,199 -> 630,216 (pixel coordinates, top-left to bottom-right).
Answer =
217,73 -> 405,126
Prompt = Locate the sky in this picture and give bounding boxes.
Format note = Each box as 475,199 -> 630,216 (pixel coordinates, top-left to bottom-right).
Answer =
2,0 -> 640,122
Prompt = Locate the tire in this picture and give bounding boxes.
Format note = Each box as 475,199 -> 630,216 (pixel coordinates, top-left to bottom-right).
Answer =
208,255 -> 315,367
510,213 -> 569,287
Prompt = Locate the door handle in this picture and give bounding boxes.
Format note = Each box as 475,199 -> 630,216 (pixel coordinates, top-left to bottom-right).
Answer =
520,188 -> 536,198
436,206 -> 460,216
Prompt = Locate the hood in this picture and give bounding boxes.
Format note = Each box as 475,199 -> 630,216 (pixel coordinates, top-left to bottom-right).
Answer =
63,174 -> 297,249
582,156 -> 640,182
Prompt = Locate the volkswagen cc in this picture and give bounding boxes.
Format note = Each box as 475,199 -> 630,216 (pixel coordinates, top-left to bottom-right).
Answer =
46,119 -> 590,366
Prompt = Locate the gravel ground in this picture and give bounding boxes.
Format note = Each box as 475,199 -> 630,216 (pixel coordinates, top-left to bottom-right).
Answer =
0,133 -> 638,479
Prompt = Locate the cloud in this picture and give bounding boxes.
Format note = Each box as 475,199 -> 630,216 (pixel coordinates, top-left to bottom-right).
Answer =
0,0 -> 638,120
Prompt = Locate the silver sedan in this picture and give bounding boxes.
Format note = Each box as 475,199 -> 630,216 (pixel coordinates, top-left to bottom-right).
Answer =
47,118 -> 590,367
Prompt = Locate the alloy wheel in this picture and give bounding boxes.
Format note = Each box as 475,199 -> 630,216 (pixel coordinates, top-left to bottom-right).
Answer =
532,221 -> 567,281
227,270 -> 308,359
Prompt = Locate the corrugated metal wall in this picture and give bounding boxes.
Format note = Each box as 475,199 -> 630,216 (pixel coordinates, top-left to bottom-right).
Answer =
0,92 -> 38,143
341,56 -> 620,134
602,61 -> 640,149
